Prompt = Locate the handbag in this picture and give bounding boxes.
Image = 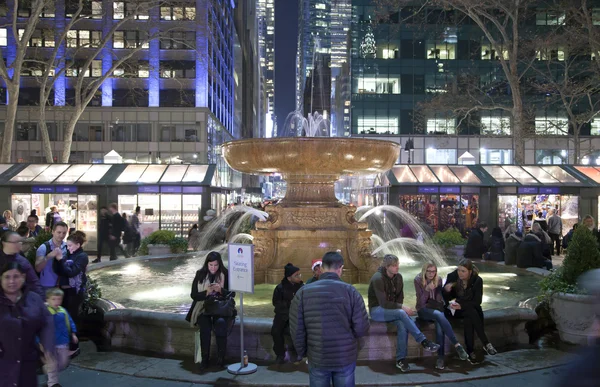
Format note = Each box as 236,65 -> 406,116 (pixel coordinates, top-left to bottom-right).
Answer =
425,299 -> 445,312
203,294 -> 237,317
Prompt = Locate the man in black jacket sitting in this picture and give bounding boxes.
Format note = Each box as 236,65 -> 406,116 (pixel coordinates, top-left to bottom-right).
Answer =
464,222 -> 488,259
271,263 -> 303,364
290,252 -> 369,387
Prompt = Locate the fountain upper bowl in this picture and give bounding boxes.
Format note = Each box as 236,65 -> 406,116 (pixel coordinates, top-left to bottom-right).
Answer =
222,137 -> 400,176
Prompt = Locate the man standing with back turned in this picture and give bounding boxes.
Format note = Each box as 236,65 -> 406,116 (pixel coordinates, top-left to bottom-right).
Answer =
290,251 -> 370,387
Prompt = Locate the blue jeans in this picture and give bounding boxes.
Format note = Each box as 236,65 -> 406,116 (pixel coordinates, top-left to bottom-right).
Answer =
308,362 -> 355,387
370,306 -> 426,360
418,308 -> 459,359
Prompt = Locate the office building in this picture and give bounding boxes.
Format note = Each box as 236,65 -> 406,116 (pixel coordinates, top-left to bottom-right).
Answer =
257,0 -> 276,137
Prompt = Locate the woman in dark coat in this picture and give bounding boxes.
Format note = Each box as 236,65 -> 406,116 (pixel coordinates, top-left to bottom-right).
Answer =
185,251 -> 236,371
0,261 -> 55,387
53,231 -> 89,326
443,260 -> 497,364
487,227 -> 505,261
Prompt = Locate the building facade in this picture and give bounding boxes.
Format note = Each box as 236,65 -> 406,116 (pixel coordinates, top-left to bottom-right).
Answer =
296,0 -> 351,136
0,0 -> 239,172
350,1 -> 600,165
257,0 -> 276,137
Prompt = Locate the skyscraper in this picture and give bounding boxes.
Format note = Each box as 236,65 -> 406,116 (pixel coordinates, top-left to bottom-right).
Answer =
296,0 -> 351,136
258,0 -> 276,137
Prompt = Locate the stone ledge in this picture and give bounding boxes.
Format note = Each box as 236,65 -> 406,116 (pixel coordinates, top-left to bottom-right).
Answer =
103,307 -> 536,361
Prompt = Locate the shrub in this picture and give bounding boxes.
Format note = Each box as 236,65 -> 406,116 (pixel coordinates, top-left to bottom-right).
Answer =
538,225 -> 600,300
25,231 -> 53,266
82,276 -> 102,315
138,238 -> 150,256
146,230 -> 176,245
432,228 -> 466,249
169,237 -> 189,253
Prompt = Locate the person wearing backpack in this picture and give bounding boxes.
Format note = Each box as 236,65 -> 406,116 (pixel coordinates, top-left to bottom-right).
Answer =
35,222 -> 69,292
45,288 -> 78,387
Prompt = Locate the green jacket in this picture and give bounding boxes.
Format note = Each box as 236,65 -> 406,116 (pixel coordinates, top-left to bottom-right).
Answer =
368,267 -> 404,310
305,276 -> 318,284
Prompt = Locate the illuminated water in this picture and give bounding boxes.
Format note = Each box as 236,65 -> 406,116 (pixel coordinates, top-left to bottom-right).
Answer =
92,258 -> 539,317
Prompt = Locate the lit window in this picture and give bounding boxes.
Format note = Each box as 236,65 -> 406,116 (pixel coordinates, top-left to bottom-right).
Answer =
426,118 -> 456,134
67,30 -> 77,48
535,116 -> 568,135
138,62 -> 149,78
426,149 -> 457,164
91,1 -> 102,19
0,29 -> 6,46
594,8 -> 600,25
481,44 -> 509,60
536,11 -> 565,25
114,2 -> 124,19
315,3 -> 326,10
480,149 -> 512,164
113,31 -> 124,48
535,150 -> 567,165
356,116 -> 399,135
591,118 -> 600,135
381,48 -> 398,59
481,115 -> 511,135
537,47 -> 565,61
91,60 -> 102,77
426,41 -> 456,60
354,76 -> 400,94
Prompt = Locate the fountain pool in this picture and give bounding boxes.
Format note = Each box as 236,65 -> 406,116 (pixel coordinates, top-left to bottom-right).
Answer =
91,256 -> 540,317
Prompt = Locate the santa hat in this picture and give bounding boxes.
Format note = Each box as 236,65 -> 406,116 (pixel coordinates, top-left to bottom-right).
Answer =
311,259 -> 322,271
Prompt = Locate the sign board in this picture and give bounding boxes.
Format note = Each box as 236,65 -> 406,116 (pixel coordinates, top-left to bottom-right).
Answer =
539,187 -> 560,194
138,185 -> 160,193
518,187 -> 538,194
32,186 -> 54,193
228,243 -> 254,294
183,186 -> 203,193
56,186 -> 77,193
439,186 -> 460,194
418,186 -> 439,194
161,186 -> 182,193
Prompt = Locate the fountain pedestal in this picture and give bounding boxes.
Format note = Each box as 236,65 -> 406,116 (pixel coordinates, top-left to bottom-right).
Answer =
222,138 -> 400,284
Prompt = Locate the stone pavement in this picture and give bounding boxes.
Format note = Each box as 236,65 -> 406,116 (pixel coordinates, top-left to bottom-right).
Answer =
60,341 -> 578,387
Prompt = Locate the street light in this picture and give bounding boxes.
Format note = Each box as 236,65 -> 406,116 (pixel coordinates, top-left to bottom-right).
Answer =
404,138 -> 415,164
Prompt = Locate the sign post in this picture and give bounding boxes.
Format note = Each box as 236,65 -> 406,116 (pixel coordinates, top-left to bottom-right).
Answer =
226,243 -> 258,375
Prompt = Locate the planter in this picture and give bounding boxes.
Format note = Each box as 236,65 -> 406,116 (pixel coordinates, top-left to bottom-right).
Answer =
550,292 -> 598,345
148,245 -> 171,256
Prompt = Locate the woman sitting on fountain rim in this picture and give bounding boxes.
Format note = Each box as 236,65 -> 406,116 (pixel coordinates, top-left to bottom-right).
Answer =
368,254 -> 441,373
414,262 -> 469,370
185,251 -> 236,371
443,259 -> 497,364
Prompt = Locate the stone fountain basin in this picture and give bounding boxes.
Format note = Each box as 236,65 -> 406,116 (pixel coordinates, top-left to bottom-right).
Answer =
221,137 -> 400,176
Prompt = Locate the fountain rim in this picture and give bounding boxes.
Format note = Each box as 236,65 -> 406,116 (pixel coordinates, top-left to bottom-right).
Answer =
221,137 -> 401,148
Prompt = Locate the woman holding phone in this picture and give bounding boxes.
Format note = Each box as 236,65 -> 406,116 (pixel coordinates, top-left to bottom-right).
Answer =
185,251 -> 235,371
443,259 -> 497,364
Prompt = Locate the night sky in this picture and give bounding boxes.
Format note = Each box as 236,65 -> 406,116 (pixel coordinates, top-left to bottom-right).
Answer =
274,0 -> 299,132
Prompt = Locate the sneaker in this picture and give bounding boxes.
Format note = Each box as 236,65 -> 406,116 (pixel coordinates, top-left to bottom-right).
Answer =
484,343 -> 497,356
421,339 -> 441,353
91,258 -> 101,264
468,352 -> 481,365
455,344 -> 469,361
396,358 -> 411,372
275,355 -> 285,364
435,358 -> 445,370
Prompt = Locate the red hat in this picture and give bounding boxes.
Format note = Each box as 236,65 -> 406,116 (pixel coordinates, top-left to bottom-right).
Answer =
311,259 -> 322,270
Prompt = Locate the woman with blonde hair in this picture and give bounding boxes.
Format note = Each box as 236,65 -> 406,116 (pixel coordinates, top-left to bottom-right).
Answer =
3,210 -> 17,231
414,262 -> 468,370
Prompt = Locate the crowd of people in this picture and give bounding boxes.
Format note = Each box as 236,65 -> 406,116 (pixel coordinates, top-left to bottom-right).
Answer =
94,203 -> 141,262
0,220 -> 91,387
185,251 -> 497,386
465,209 -> 576,270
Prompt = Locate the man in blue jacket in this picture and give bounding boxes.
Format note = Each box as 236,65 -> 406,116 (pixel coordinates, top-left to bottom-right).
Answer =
290,251 -> 369,386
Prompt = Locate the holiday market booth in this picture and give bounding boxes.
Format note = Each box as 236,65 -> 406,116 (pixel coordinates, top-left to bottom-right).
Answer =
351,164 -> 599,237
0,163 -> 237,248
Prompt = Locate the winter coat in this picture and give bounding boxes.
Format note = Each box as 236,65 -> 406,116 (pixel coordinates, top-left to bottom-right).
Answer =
272,278 -> 303,321
98,214 -> 110,238
487,235 -> 505,261
562,228 -> 575,249
504,233 -> 522,265
413,274 -> 444,311
109,212 -> 126,240
0,288 -> 55,387
533,218 -> 548,233
535,231 -> 553,259
305,276 -> 318,284
0,250 -> 44,299
444,271 -> 483,309
547,215 -> 562,235
517,234 -> 546,268
368,267 -> 404,310
289,272 -> 369,369
47,305 -> 77,346
464,228 -> 486,259
53,248 -> 89,294
184,269 -> 235,324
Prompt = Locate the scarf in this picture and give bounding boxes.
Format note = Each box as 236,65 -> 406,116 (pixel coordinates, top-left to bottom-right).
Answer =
189,272 -> 224,327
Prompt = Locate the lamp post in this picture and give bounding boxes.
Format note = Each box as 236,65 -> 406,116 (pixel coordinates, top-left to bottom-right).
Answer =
404,138 -> 415,164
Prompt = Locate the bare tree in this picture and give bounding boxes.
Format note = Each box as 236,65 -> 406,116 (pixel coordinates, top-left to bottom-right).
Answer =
0,0 -> 49,162
375,0 -> 540,164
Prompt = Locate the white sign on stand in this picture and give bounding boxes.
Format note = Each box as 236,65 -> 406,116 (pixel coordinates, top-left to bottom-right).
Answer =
227,243 -> 254,294
227,243 -> 257,375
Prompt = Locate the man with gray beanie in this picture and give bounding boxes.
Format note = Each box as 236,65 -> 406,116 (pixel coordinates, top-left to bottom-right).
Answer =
290,251 -> 369,386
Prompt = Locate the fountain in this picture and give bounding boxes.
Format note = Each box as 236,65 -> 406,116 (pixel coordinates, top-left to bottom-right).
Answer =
221,114 -> 400,283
